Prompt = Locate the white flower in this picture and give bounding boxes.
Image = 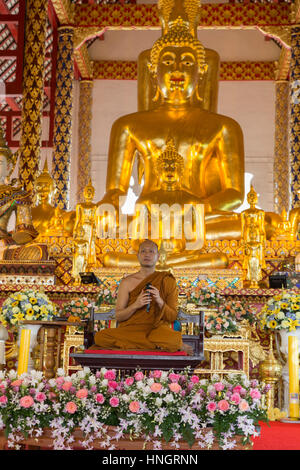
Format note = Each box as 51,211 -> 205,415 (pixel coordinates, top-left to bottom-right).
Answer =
12,307 -> 19,314
164,394 -> 173,403
56,368 -> 65,377
122,394 -> 130,403
155,398 -> 162,407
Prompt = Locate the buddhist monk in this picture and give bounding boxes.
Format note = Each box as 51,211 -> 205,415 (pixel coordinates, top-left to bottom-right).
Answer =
94,239 -> 187,353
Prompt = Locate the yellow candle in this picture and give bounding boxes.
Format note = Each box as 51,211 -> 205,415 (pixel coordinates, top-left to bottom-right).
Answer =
288,335 -> 300,420
17,329 -> 31,376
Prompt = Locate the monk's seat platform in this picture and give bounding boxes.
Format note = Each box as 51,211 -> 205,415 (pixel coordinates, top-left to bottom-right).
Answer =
70,307 -> 204,373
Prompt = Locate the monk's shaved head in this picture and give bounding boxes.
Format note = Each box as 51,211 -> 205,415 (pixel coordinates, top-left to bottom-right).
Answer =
138,239 -> 159,253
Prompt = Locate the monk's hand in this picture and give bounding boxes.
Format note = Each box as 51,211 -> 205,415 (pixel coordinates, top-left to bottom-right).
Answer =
134,289 -> 152,310
147,285 -> 164,310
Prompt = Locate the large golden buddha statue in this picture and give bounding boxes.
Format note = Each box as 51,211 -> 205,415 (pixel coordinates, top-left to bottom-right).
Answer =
98,4 -> 245,267
31,160 -> 75,238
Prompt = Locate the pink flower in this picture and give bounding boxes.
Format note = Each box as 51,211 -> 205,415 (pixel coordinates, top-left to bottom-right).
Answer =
108,380 -> 118,390
218,400 -> 230,411
109,397 -> 119,407
20,395 -> 34,408
151,382 -> 163,393
239,400 -> 249,411
35,392 -> 46,402
0,395 -> 7,405
11,379 -> 22,387
233,385 -> 243,394
104,370 -> 116,380
76,388 -> 88,399
95,393 -> 105,404
153,370 -> 162,379
56,377 -> 64,386
190,375 -> 199,384
214,382 -> 225,392
169,373 -> 180,383
169,383 -> 182,393
207,401 -> 217,412
62,381 -> 72,392
65,401 -> 77,414
129,401 -> 140,413
134,372 -> 144,381
250,389 -> 261,400
231,393 -> 241,404
125,377 -> 134,386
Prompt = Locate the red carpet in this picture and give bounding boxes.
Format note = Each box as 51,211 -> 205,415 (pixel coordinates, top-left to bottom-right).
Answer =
252,421 -> 300,450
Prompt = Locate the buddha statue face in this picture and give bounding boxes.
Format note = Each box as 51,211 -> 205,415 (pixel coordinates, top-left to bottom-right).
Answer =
160,156 -> 180,185
35,180 -> 53,204
83,183 -> 95,203
157,45 -> 199,103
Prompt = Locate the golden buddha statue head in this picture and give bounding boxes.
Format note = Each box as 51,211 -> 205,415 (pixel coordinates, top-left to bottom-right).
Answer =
83,178 -> 95,203
149,17 -> 207,104
155,138 -> 184,188
34,159 -> 55,205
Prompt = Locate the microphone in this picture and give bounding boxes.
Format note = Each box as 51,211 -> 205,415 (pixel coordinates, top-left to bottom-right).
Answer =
145,283 -> 151,312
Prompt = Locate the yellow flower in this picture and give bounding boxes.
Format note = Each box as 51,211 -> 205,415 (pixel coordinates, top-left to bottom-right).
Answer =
268,320 -> 278,329
26,308 -> 34,316
29,298 -> 37,305
273,295 -> 282,302
288,319 -> 300,331
291,304 -> 299,311
11,312 -> 25,324
280,303 -> 289,310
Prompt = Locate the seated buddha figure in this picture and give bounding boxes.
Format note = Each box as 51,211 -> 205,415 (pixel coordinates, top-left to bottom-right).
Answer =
0,127 -> 37,246
104,137 -> 228,268
31,160 -> 75,238
73,179 -> 98,270
98,17 -> 244,267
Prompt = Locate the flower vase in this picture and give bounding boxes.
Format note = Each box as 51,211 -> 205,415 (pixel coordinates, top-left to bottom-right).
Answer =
276,328 -> 300,414
17,323 -> 41,373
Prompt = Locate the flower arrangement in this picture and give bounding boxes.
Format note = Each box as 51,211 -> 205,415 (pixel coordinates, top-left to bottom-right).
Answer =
0,290 -> 57,328
186,286 -> 222,307
259,291 -> 300,332
205,300 -> 256,335
60,297 -> 92,322
96,281 -> 119,307
0,367 -> 268,450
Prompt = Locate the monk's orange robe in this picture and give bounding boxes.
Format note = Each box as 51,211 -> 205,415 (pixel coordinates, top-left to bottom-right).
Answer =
94,271 -> 182,352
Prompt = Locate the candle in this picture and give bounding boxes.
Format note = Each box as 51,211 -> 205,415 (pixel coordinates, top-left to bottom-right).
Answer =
288,335 -> 300,420
17,329 -> 31,376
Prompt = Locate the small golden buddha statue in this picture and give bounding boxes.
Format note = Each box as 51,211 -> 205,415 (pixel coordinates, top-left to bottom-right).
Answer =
73,179 -> 98,270
244,221 -> 264,288
273,209 -> 293,240
32,160 -> 75,238
71,230 -> 89,285
241,187 -> 266,285
0,127 -> 37,245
